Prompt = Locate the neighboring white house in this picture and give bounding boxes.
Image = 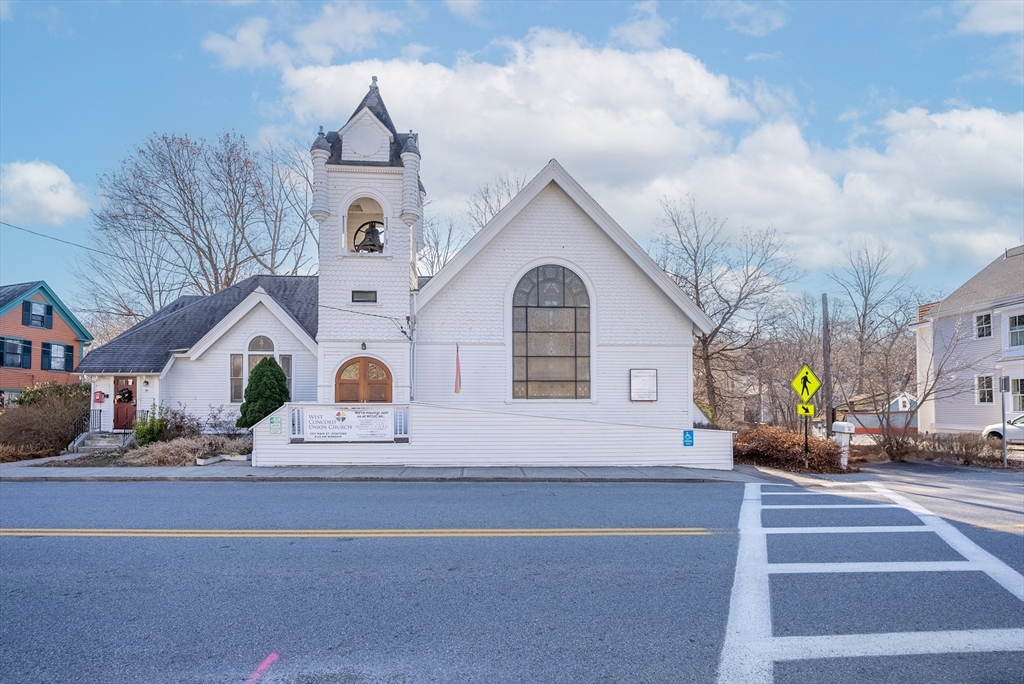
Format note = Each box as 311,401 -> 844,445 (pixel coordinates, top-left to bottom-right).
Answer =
915,245 -> 1024,435
78,79 -> 733,469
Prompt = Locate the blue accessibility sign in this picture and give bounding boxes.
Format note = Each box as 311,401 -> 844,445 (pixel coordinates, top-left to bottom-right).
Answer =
683,430 -> 694,447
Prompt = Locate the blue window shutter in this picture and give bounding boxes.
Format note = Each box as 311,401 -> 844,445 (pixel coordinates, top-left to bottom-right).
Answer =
44,305 -> 53,329
41,343 -> 51,371
66,344 -> 74,371
22,301 -> 31,326
21,340 -> 32,369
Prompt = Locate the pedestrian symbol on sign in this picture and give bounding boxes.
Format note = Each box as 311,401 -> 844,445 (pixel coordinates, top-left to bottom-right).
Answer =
790,364 -> 821,402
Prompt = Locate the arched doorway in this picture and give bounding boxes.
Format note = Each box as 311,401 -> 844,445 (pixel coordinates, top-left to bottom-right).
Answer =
335,357 -> 392,403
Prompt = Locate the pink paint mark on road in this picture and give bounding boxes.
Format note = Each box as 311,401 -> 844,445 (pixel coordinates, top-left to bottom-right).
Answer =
244,652 -> 279,684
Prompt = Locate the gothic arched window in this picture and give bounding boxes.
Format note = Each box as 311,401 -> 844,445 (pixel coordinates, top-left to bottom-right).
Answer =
512,265 -> 590,399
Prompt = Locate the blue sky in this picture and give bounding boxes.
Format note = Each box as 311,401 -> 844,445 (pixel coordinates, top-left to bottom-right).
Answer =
1,0 -> 1022,306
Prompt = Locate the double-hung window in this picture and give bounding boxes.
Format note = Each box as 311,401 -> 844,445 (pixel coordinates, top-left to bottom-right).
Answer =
976,314 -> 992,338
977,376 -> 994,404
22,301 -> 52,329
41,343 -> 73,371
1013,378 -> 1024,412
1010,315 -> 1024,348
1,338 -> 30,369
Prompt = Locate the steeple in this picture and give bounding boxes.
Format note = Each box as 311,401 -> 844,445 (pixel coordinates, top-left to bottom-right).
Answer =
346,76 -> 399,140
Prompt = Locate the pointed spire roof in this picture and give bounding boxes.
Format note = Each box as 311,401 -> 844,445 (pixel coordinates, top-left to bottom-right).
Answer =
310,126 -> 331,152
346,76 -> 399,139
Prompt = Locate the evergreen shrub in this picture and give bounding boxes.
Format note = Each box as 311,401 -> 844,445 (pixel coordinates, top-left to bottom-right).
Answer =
236,357 -> 290,428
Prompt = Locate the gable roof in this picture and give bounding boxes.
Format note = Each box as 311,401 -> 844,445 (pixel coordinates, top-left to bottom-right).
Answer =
0,280 -> 93,343
934,244 -> 1024,316
416,160 -> 715,335
76,275 -> 317,374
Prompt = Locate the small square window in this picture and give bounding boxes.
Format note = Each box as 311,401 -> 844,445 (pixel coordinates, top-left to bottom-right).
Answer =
352,290 -> 377,303
976,314 -> 991,338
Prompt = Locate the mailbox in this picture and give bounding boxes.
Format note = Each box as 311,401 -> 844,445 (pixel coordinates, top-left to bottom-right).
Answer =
832,421 -> 856,435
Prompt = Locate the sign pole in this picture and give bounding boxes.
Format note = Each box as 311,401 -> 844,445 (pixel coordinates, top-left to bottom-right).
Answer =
804,415 -> 809,454
822,293 -> 833,437
1000,376 -> 1009,469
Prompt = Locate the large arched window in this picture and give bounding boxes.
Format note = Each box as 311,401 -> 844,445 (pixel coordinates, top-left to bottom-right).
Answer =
512,265 -> 590,399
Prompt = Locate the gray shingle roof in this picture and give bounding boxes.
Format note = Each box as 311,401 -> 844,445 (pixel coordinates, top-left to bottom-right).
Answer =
326,84 -> 414,168
934,245 -> 1024,315
76,275 -> 318,374
0,281 -> 42,311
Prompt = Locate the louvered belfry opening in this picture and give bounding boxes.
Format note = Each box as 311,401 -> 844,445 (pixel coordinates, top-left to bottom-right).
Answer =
512,265 -> 590,399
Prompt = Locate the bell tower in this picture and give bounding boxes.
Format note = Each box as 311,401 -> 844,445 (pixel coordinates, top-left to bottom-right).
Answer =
309,77 -> 423,404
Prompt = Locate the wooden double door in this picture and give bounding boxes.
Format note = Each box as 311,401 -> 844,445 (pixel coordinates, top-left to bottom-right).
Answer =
335,357 -> 392,403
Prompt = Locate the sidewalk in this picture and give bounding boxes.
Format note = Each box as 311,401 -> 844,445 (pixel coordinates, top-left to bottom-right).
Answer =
0,454 -> 775,484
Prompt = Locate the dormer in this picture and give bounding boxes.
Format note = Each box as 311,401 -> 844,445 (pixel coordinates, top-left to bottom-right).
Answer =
338,107 -> 394,164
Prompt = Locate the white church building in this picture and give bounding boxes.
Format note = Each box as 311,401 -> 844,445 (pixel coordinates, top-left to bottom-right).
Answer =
78,81 -> 733,469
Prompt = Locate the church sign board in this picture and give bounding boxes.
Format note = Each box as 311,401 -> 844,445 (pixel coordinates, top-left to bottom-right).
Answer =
304,407 -> 395,442
630,369 -> 658,401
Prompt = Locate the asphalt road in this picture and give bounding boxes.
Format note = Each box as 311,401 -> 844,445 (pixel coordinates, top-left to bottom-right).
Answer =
0,473 -> 1021,684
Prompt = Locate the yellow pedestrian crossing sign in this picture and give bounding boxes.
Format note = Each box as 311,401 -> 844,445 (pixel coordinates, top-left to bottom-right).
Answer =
797,403 -> 815,416
791,364 -> 821,402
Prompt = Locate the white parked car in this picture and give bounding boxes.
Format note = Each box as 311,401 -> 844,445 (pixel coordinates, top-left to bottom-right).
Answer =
983,415 -> 1024,443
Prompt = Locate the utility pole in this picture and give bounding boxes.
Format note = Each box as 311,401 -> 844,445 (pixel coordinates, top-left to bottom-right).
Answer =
822,293 -> 833,437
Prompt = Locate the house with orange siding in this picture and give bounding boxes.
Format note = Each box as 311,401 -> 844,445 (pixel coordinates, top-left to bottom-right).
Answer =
0,281 -> 93,404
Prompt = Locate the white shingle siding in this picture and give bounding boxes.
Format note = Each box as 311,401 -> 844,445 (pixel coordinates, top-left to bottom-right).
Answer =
415,183 -> 696,428
317,167 -> 411,343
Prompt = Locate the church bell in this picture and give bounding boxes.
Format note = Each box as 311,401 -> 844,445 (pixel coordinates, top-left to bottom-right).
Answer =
354,221 -> 384,253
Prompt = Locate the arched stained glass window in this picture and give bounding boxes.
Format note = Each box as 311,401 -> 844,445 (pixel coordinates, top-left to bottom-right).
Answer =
512,265 -> 590,399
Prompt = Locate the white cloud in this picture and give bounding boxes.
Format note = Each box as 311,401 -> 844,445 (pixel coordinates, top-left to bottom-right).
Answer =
227,19 -> 1020,277
0,161 -> 90,226
704,1 -> 788,37
955,0 -> 1024,35
444,0 -> 481,21
291,1 -> 403,63
745,51 -> 780,61
202,16 -> 279,68
203,2 -> 402,69
610,1 -> 670,49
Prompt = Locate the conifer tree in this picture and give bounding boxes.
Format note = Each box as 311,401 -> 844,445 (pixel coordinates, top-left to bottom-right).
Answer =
236,357 -> 290,428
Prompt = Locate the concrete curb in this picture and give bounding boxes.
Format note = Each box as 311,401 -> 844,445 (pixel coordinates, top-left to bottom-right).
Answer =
0,475 -> 746,484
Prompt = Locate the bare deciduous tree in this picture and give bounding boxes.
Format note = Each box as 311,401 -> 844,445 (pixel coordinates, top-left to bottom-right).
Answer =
465,172 -> 527,233
654,195 -> 799,423
75,133 -> 315,335
827,240 -> 909,396
418,213 -> 467,276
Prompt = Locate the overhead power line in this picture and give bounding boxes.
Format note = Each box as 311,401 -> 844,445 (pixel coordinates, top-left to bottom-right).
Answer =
0,220 -> 108,256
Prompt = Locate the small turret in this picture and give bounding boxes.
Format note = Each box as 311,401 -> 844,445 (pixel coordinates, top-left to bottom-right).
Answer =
310,126 -> 331,224
400,130 -> 421,228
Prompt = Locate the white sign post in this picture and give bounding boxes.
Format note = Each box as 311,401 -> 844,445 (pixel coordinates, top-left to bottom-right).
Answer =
630,369 -> 658,402
304,407 -> 395,442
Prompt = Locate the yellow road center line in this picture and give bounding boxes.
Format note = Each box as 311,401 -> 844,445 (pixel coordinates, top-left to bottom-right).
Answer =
0,527 -> 712,538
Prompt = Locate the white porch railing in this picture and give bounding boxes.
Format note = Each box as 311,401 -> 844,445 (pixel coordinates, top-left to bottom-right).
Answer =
288,403 -> 410,443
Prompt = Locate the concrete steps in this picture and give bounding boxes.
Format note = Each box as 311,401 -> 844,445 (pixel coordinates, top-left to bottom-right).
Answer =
73,432 -> 130,453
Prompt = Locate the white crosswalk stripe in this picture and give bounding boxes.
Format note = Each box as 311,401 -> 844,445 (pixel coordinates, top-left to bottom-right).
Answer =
716,482 -> 1024,684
